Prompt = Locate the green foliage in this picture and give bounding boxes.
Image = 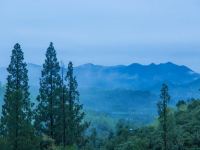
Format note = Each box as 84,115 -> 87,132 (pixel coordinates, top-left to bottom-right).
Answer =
0,44 -> 37,150
40,135 -> 55,150
157,84 -> 170,150
64,62 -> 89,147
0,137 -> 9,150
85,110 -> 119,137
55,63 -> 68,146
0,84 -> 5,112
101,99 -> 200,150
34,45 -> 88,148
35,42 -> 61,141
2,43 -> 200,150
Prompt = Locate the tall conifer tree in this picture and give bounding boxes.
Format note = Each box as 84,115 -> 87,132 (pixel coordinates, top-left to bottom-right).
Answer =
56,62 -> 68,146
65,61 -> 89,147
0,43 -> 35,150
35,42 -> 61,140
157,83 -> 170,150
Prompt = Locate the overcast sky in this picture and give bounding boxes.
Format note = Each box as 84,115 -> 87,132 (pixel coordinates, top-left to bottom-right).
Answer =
0,0 -> 200,72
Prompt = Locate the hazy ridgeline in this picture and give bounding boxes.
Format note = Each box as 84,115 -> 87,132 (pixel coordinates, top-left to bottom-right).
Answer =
0,43 -> 200,150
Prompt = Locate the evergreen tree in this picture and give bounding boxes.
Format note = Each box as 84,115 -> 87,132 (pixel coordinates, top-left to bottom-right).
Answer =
0,43 -> 36,150
35,42 -> 61,141
56,62 -> 68,147
157,83 -> 170,150
65,61 -> 89,147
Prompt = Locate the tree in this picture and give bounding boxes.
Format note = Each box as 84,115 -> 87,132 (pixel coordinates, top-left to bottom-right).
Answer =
157,83 -> 170,150
35,42 -> 61,141
0,43 -> 36,150
56,62 -> 68,147
65,62 -> 89,147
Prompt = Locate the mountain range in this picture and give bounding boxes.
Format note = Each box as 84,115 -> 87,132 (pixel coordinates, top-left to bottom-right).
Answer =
1,62 -> 199,89
0,62 -> 200,124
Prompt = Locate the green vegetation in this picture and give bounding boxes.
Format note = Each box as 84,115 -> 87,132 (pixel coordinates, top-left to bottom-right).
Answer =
0,44 -> 37,150
0,43 -> 200,150
0,43 -> 88,150
0,83 -> 4,106
95,99 -> 200,150
157,84 -> 170,150
35,42 -> 62,142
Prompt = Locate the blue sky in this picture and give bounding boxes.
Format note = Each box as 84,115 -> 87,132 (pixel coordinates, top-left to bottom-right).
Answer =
0,0 -> 200,72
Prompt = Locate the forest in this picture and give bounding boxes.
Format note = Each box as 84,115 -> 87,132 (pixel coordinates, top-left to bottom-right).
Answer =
0,43 -> 200,150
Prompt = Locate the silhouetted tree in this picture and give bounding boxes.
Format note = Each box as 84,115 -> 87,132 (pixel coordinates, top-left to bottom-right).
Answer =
56,62 -> 68,147
157,83 -> 170,150
0,43 -> 36,150
35,42 -> 61,141
65,61 -> 89,147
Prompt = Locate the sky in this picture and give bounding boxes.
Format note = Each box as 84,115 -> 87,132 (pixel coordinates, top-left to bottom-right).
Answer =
0,0 -> 200,72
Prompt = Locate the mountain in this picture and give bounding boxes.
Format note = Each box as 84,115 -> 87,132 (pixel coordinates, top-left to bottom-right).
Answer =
0,62 -> 199,90
75,62 -> 200,90
0,62 -> 200,124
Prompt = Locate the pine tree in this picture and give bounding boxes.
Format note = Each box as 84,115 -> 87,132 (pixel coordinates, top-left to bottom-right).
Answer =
56,62 -> 68,147
157,83 -> 170,150
35,42 -> 61,141
0,43 -> 36,150
65,61 -> 89,147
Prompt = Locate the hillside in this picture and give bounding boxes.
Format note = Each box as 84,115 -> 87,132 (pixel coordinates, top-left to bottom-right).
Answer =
75,62 -> 200,90
0,62 -> 200,124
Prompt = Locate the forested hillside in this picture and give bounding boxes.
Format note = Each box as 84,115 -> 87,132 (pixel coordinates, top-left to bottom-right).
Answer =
97,99 -> 200,150
0,43 -> 200,150
1,61 -> 200,124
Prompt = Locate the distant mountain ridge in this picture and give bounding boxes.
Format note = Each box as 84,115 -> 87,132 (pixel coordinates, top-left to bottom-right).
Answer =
0,62 -> 199,90
1,62 -> 200,124
75,62 -> 200,90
